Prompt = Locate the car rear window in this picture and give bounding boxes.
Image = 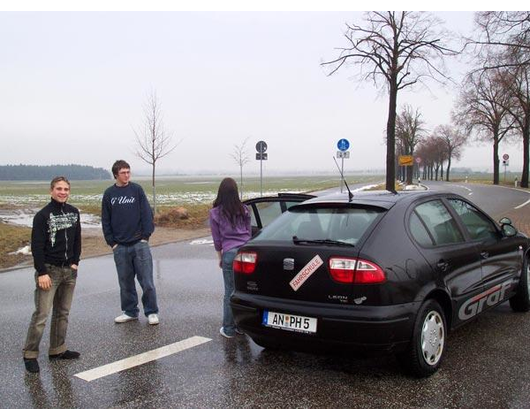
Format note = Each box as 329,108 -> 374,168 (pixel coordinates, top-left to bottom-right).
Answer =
252,206 -> 382,246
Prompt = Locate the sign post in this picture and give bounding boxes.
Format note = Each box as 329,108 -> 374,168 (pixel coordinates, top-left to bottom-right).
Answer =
256,141 -> 268,197
336,139 -> 350,193
415,157 -> 422,183
503,154 -> 509,183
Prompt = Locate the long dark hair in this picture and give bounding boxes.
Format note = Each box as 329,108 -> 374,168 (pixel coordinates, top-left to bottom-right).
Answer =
213,178 -> 246,227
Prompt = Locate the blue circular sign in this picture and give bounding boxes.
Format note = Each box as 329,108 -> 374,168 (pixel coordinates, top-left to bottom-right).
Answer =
337,138 -> 350,151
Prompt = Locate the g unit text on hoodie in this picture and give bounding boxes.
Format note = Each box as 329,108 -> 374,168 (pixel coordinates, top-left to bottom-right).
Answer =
101,182 -> 154,247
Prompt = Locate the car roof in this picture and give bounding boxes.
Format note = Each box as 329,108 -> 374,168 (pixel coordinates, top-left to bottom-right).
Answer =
299,190 -> 442,210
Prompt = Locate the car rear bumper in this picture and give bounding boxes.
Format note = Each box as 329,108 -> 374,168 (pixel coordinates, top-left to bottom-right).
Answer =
231,292 -> 420,353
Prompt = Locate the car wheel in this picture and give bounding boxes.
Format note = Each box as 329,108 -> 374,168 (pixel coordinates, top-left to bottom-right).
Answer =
509,257 -> 530,312
398,299 -> 446,377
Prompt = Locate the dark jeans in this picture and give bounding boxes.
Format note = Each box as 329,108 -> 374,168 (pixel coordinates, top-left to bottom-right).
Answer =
23,264 -> 77,359
113,241 -> 158,317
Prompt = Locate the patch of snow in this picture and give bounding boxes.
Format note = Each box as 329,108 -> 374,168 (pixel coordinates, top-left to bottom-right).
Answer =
9,245 -> 32,256
0,209 -> 101,228
190,238 -> 214,246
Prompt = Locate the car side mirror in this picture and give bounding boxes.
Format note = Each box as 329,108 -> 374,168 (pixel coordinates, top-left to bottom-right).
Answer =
499,217 -> 512,225
501,224 -> 517,237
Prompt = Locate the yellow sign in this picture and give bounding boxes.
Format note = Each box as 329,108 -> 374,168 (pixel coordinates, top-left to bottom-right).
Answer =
399,155 -> 414,166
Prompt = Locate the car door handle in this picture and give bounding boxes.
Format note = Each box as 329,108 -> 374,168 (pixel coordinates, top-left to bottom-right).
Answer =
436,260 -> 449,272
480,251 -> 490,259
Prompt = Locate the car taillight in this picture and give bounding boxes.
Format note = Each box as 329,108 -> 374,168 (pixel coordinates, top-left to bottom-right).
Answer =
328,257 -> 385,284
329,258 -> 356,283
233,251 -> 258,274
354,259 -> 386,284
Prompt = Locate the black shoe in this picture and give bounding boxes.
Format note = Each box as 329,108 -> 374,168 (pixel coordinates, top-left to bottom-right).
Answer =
49,350 -> 80,360
24,358 -> 40,373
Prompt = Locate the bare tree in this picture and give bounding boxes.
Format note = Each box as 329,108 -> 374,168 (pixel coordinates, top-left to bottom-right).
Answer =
134,90 -> 178,214
417,141 -> 435,180
396,105 -> 426,184
416,135 -> 448,181
231,137 -> 251,199
467,12 -> 530,187
435,125 -> 468,181
455,69 -> 514,184
322,11 -> 456,192
502,61 -> 530,188
471,12 -> 530,70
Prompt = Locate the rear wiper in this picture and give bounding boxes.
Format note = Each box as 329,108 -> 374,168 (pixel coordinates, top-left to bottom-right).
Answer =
292,236 -> 354,247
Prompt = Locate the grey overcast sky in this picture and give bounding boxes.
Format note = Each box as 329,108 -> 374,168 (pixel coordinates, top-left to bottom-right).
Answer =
0,3 -> 526,175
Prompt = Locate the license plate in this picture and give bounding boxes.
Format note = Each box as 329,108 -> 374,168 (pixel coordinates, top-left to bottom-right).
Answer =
262,310 -> 317,334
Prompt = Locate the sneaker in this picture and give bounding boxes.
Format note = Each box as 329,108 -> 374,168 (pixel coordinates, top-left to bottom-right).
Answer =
219,327 -> 235,339
148,314 -> 159,325
49,350 -> 80,360
24,358 -> 40,373
235,328 -> 245,335
114,314 -> 138,323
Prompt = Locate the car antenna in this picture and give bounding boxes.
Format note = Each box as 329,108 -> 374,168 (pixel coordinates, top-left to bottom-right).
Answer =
333,156 -> 353,202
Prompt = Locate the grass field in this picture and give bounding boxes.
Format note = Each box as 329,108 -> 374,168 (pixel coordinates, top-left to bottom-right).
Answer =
0,223 -> 31,269
0,174 -> 382,268
0,174 -> 383,209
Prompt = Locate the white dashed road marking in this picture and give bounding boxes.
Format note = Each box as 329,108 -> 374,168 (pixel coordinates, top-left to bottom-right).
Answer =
74,336 -> 212,382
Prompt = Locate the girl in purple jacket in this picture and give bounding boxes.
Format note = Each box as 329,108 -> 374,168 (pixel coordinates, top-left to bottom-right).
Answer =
209,178 -> 251,338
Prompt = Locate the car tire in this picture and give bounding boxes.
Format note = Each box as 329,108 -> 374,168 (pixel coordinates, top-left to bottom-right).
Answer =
398,299 -> 446,378
509,257 -> 530,312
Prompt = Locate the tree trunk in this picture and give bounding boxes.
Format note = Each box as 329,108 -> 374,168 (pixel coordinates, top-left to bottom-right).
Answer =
493,134 -> 500,185
152,162 -> 157,214
446,156 -> 451,181
522,121 -> 529,188
386,81 -> 398,192
240,165 -> 243,200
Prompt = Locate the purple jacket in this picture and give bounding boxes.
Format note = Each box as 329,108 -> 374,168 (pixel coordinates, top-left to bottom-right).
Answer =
209,205 -> 251,253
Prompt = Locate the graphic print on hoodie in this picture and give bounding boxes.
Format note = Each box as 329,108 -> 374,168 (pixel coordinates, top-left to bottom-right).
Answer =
48,212 -> 79,247
31,199 -> 81,276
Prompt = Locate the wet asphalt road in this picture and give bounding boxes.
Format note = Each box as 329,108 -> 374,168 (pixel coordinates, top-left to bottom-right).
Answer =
1,182 -> 530,408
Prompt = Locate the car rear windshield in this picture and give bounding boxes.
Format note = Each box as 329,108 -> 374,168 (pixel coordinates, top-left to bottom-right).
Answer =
253,206 -> 383,246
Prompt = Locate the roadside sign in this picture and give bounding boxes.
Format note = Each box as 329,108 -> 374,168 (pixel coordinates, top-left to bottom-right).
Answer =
256,141 -> 268,153
256,141 -> 268,197
399,155 -> 414,166
502,154 -> 510,182
336,139 -> 350,194
337,138 -> 350,151
415,157 -> 422,164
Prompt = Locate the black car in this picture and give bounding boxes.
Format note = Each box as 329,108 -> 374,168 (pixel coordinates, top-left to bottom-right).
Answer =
232,190 -> 530,377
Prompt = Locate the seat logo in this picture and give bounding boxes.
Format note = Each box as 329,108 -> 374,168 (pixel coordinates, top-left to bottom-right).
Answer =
283,258 -> 295,271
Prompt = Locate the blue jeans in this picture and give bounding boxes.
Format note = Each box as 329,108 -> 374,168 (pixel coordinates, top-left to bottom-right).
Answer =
113,241 -> 158,317
221,248 -> 238,335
